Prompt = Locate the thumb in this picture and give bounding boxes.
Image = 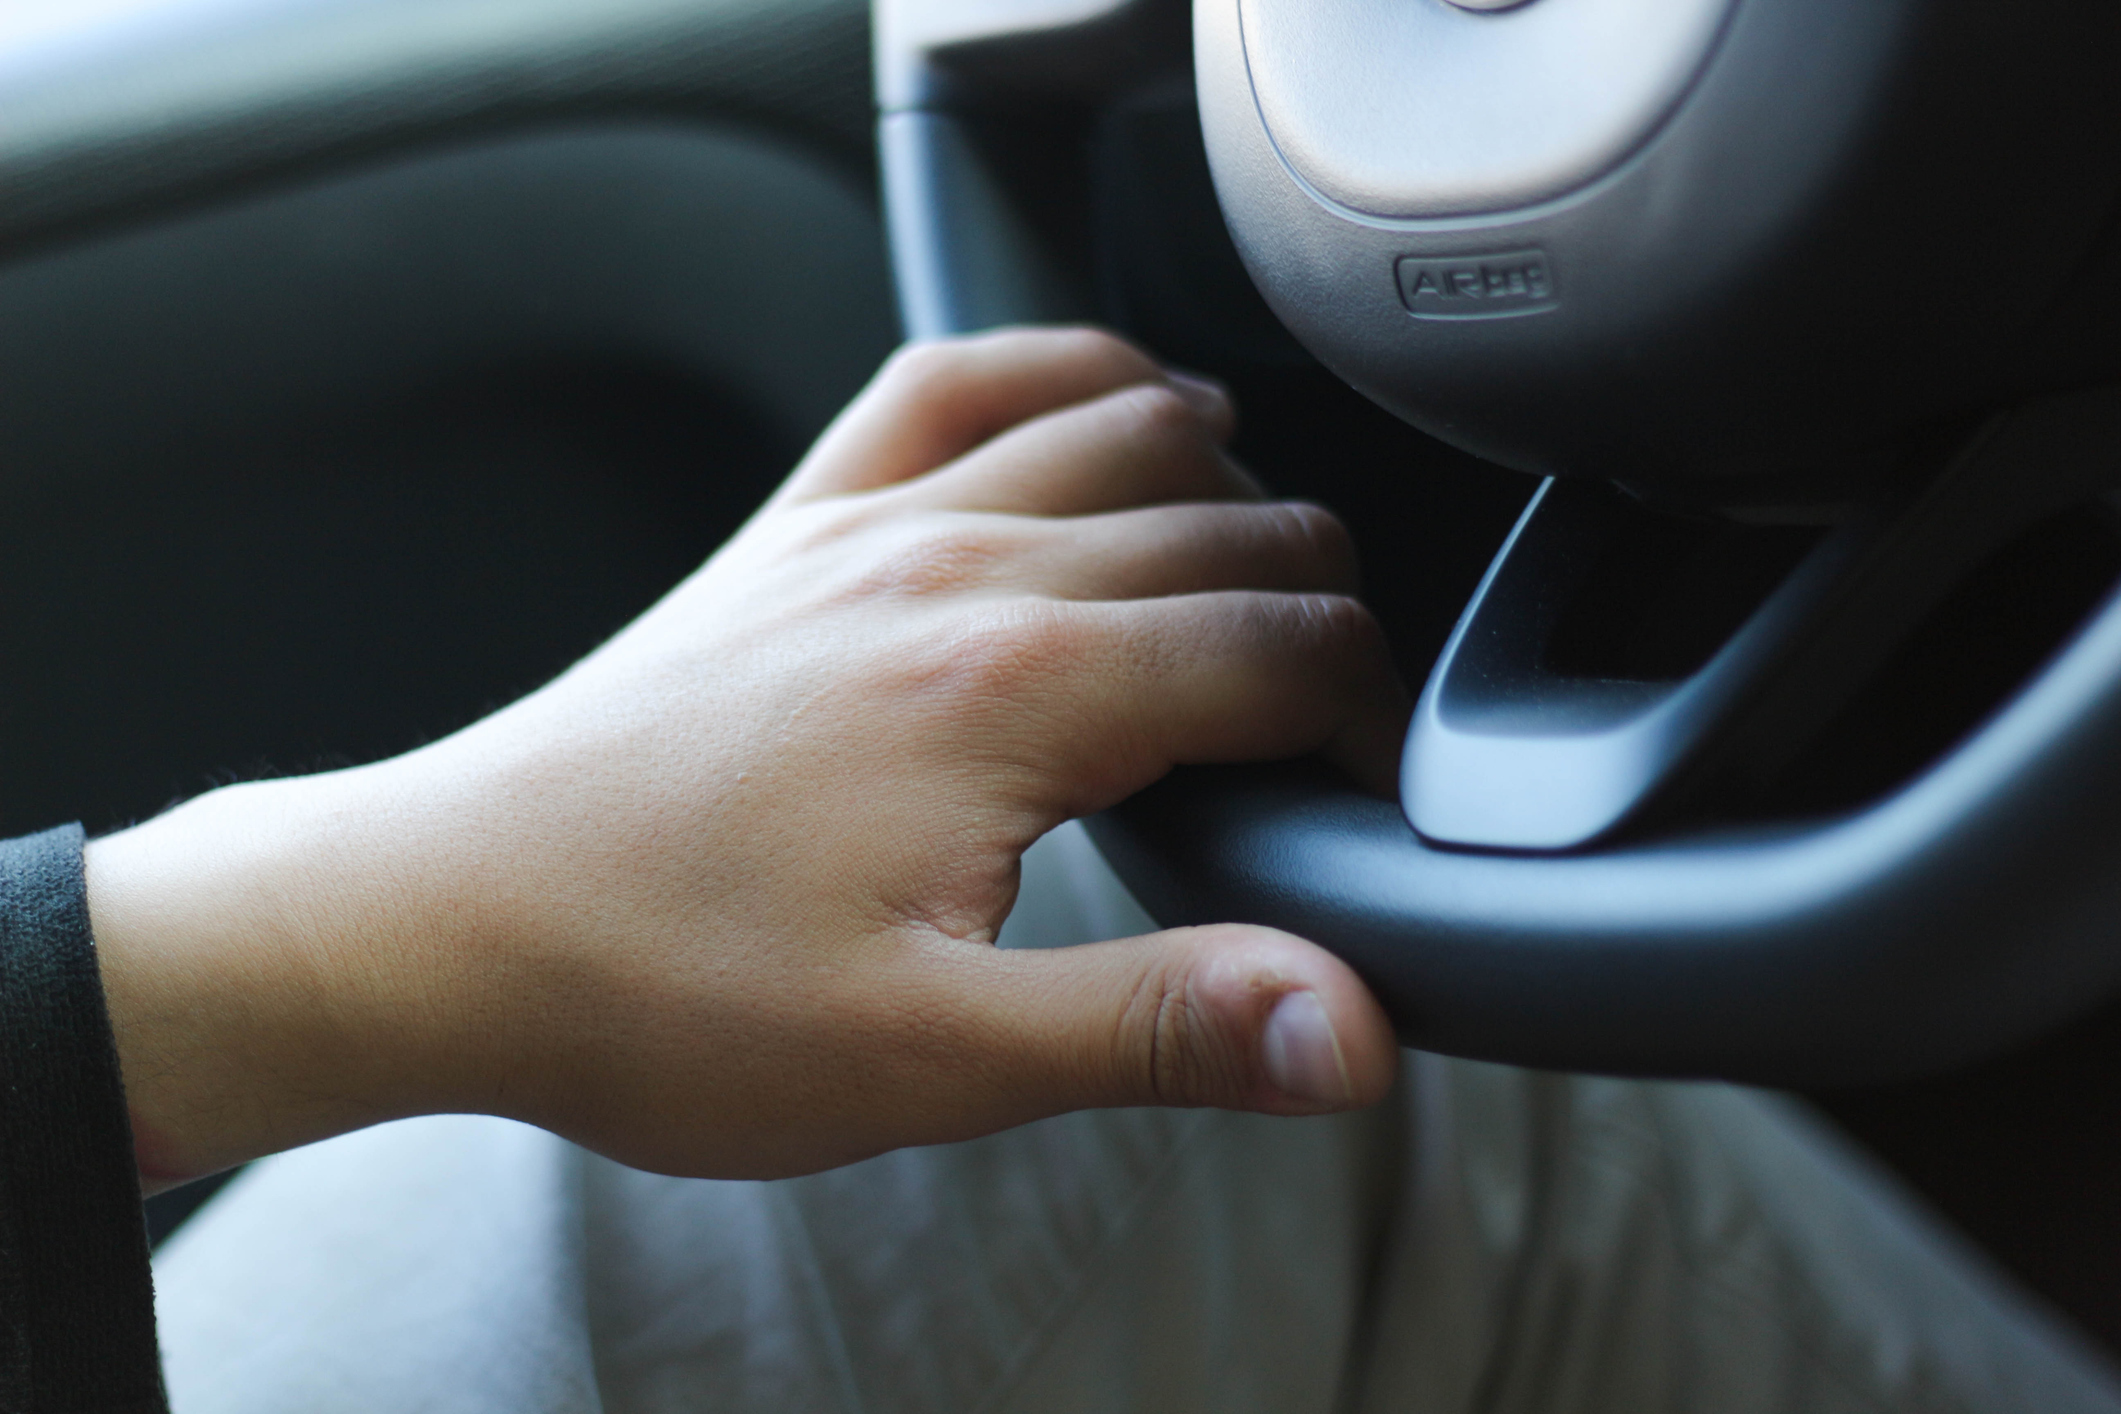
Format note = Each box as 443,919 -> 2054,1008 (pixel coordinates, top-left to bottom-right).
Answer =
976,925 -> 1400,1116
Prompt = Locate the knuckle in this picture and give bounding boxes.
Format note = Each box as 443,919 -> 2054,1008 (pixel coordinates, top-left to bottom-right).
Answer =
765,498 -> 874,562
929,601 -> 1094,701
1000,601 -> 1097,672
1047,325 -> 1144,371
1109,383 -> 1205,445
1276,499 -> 1351,553
1271,502 -> 1359,578
847,517 -> 1017,599
878,329 -> 1156,434
1294,592 -> 1387,658
1119,949 -> 1244,1106
878,340 -> 974,407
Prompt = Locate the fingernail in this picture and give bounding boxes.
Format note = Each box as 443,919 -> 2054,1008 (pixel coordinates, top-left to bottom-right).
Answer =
1166,371 -> 1232,422
1261,990 -> 1353,1106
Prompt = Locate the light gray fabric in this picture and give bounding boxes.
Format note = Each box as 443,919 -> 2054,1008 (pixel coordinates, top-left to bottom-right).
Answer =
155,823 -> 2121,1414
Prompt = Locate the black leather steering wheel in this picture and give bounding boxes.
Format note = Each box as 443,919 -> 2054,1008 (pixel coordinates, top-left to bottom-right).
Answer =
877,0 -> 2121,1085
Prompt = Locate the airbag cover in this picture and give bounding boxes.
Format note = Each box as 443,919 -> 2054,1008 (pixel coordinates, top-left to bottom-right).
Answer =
1241,0 -> 1732,218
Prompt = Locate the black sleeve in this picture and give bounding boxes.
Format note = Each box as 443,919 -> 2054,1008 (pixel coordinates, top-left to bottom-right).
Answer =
0,826 -> 168,1414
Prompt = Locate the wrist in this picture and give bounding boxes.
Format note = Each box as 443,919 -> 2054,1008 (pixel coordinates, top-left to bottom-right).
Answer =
85,766 -> 478,1187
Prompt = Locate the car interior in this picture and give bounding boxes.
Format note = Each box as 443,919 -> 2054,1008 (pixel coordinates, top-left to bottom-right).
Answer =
7,0 -> 2121,1362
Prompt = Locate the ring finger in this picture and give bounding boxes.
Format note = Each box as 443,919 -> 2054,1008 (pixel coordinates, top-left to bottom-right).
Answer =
1008,501 -> 1361,602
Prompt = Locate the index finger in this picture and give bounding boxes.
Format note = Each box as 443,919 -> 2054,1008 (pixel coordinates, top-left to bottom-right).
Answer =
774,327 -> 1234,504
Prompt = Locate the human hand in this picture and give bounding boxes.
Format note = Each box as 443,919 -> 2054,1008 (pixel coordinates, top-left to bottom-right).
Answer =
88,327 -> 1406,1189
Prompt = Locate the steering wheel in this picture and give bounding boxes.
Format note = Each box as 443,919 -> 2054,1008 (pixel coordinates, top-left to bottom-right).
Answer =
877,0 -> 2121,1084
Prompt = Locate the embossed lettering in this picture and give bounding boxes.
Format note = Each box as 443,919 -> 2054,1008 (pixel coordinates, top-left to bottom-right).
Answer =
1396,251 -> 1557,320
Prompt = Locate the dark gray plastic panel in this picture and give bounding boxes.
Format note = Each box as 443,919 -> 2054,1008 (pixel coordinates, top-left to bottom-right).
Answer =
880,110 -> 1090,337
0,123 -> 896,472
1407,395 -> 2121,850
0,0 -> 872,257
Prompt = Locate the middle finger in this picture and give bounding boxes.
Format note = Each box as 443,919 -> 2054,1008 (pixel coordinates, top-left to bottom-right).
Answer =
894,384 -> 1262,517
